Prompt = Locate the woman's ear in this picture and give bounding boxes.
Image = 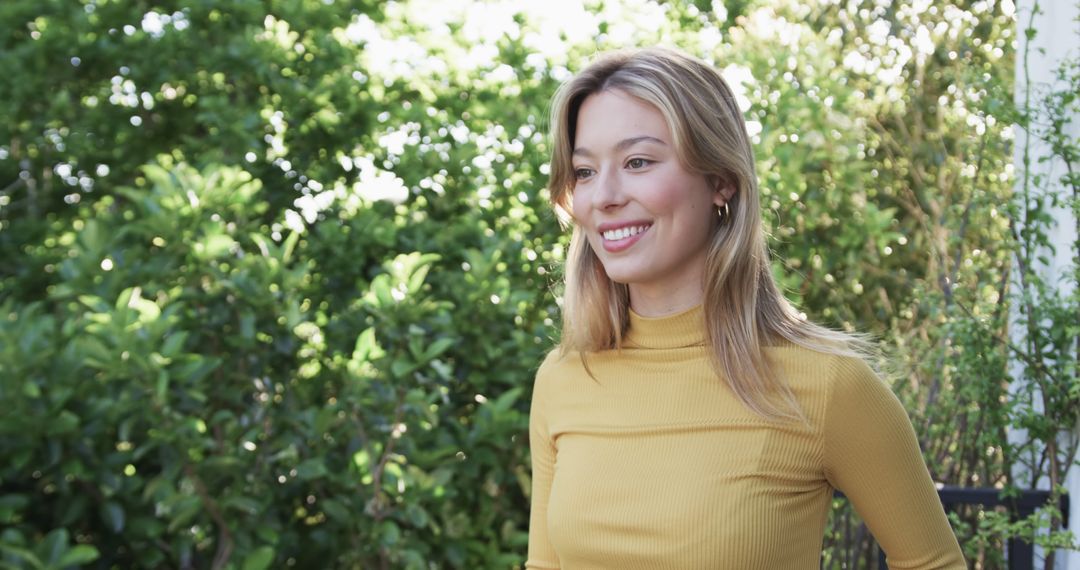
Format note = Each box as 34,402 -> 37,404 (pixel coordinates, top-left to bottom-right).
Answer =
711,177 -> 736,208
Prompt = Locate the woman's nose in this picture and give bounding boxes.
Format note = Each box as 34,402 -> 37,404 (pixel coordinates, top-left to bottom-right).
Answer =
591,168 -> 626,211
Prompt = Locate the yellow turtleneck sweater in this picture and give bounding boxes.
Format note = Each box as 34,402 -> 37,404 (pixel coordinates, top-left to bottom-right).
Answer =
526,305 -> 965,569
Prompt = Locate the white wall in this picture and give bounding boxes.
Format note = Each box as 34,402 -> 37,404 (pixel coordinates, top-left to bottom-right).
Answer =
1013,0 -> 1080,567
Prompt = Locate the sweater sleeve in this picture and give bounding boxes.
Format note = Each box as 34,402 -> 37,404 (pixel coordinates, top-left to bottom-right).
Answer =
823,356 -> 966,569
525,351 -> 561,569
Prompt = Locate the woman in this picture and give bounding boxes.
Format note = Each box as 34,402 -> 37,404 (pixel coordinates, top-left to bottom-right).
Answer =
526,47 -> 965,569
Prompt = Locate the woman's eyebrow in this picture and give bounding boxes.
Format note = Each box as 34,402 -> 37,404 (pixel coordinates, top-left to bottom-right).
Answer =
572,135 -> 668,157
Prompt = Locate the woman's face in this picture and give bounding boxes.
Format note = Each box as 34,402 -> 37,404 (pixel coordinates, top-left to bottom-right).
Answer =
570,89 -> 727,298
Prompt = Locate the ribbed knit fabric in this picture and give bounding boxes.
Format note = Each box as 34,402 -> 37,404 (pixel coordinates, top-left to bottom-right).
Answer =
526,304 -> 965,569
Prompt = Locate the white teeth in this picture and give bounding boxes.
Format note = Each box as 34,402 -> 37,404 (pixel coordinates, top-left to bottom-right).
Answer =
602,224 -> 650,241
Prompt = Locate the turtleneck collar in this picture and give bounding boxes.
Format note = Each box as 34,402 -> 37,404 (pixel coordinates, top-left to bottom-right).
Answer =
624,304 -> 706,349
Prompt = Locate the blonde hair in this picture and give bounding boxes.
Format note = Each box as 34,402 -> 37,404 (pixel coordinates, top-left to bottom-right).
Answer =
547,47 -> 872,421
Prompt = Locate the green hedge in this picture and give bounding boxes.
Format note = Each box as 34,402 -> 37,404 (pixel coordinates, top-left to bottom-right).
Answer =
1,161 -> 552,567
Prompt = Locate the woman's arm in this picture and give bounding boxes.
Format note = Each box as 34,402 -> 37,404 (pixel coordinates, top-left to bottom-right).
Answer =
823,356 -> 967,569
525,353 -> 561,569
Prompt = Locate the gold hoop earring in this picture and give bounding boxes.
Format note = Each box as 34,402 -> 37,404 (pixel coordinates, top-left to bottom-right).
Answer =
717,203 -> 730,221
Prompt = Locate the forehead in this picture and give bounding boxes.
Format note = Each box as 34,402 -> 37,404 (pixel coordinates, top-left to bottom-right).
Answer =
574,89 -> 671,149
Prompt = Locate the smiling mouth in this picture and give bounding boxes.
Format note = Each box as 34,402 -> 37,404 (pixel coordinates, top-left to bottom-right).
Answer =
601,224 -> 652,241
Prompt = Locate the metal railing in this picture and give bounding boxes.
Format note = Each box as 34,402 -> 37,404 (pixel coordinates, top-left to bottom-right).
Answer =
832,487 -> 1070,570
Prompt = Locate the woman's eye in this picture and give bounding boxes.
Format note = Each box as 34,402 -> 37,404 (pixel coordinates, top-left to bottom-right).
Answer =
627,158 -> 650,169
574,168 -> 594,180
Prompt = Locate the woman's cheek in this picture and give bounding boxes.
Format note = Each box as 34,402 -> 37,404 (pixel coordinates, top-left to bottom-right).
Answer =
571,192 -> 589,226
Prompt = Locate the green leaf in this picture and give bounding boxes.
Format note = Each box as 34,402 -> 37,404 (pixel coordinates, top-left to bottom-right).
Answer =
249,233 -> 272,257
175,356 -> 222,383
224,496 -> 263,516
367,274 -> 393,308
115,288 -> 136,311
155,370 -> 170,403
391,358 -> 417,377
282,231 -> 300,262
77,295 -> 109,313
254,525 -> 279,545
492,387 -> 523,414
319,499 -> 351,523
166,498 -> 203,533
240,312 -> 256,342
100,501 -> 125,533
46,411 -> 80,436
194,233 -> 237,260
405,503 -> 430,528
78,220 -> 106,254
56,545 -> 100,567
22,381 -> 41,398
379,521 -> 401,546
352,328 -> 381,363
39,528 -> 69,566
241,546 -> 275,570
0,495 -> 30,524
295,459 -> 328,481
73,337 -> 111,369
424,337 -> 455,361
352,450 -> 370,470
129,296 -> 161,323
406,269 -> 428,295
161,332 -> 189,358
0,541 -> 42,567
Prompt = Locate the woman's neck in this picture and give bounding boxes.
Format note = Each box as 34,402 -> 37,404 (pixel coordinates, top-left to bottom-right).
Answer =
628,281 -> 705,317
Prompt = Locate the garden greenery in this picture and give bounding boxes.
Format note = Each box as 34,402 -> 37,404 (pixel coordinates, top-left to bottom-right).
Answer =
0,0 -> 1076,568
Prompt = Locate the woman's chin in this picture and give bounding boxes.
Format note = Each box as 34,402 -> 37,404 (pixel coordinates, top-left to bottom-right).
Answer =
601,268 -> 647,286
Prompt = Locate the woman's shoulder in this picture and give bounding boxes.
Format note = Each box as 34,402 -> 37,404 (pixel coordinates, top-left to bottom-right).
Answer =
767,341 -> 885,395
537,344 -> 570,366
529,345 -> 590,406
532,345 -> 580,382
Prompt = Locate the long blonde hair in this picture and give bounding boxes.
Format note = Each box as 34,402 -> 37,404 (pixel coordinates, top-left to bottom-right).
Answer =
547,47 -> 872,421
